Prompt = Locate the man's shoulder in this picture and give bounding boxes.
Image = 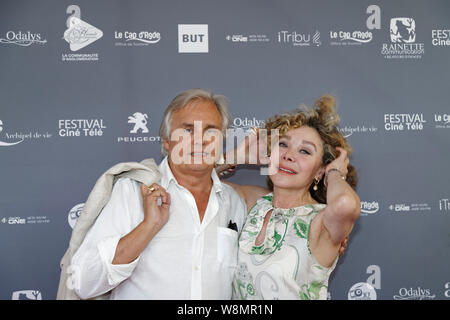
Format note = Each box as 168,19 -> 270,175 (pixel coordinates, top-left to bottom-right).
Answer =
220,182 -> 243,199
113,177 -> 142,195
219,183 -> 247,211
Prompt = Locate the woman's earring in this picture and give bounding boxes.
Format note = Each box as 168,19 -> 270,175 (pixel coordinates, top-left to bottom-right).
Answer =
313,179 -> 319,191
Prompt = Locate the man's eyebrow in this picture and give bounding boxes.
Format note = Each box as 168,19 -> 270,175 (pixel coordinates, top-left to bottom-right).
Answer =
181,123 -> 220,130
205,124 -> 221,130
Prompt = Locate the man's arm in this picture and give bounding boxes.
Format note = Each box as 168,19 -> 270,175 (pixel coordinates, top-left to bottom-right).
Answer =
112,183 -> 170,264
71,178 -> 169,299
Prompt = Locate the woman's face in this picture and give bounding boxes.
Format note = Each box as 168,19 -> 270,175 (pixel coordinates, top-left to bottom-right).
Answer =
269,126 -> 325,190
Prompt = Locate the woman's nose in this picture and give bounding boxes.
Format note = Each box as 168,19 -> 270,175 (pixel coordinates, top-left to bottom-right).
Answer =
282,149 -> 295,161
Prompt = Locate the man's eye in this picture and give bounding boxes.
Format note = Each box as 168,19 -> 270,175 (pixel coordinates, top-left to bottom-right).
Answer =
279,142 -> 287,147
184,128 -> 192,133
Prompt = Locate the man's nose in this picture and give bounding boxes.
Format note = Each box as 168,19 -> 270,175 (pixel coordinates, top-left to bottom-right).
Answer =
192,128 -> 207,150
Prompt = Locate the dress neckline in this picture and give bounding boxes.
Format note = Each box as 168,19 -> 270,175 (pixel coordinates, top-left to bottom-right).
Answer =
258,193 -> 325,217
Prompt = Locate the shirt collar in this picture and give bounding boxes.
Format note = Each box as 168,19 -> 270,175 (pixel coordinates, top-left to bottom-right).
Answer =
159,156 -> 224,197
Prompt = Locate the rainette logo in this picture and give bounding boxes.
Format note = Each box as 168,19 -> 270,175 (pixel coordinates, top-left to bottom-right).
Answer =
381,17 -> 424,59
390,18 -> 416,43
62,5 -> 102,61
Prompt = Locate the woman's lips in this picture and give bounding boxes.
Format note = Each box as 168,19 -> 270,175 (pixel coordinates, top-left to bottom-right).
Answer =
278,166 -> 297,174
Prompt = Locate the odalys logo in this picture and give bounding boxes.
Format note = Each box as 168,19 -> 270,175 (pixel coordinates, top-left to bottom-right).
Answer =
393,287 -> 436,300
0,31 -> 47,46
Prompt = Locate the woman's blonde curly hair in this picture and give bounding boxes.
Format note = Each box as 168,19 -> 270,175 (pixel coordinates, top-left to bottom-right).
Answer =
265,94 -> 358,204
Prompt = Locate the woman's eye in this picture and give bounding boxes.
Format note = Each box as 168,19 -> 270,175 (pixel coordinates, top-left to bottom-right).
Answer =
300,149 -> 311,155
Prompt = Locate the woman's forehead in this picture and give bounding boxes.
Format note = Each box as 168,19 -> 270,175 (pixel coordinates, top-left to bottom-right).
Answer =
282,126 -> 322,143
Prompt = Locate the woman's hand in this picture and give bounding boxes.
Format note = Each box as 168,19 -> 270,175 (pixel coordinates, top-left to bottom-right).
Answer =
325,147 -> 349,181
140,183 -> 171,232
227,128 -> 270,166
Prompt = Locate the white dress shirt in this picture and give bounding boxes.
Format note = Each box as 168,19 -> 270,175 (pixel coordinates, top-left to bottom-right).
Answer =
71,157 -> 246,300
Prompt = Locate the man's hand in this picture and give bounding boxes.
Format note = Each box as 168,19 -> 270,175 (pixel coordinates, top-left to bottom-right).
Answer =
140,183 -> 171,232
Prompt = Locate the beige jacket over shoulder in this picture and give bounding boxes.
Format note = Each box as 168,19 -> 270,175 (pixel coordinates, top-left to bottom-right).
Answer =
56,158 -> 161,300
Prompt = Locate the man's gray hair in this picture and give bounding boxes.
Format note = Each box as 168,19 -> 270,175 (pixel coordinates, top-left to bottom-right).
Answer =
159,88 -> 232,156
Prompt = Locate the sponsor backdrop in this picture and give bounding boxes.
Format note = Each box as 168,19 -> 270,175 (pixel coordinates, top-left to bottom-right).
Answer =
0,0 -> 449,300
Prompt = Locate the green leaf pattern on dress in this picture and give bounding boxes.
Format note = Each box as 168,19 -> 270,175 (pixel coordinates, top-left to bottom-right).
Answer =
234,193 -> 336,300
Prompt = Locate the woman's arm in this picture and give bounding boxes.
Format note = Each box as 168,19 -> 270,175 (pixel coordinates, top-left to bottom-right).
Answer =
321,168 -> 360,245
216,129 -> 270,210
223,181 -> 269,211
309,147 -> 360,267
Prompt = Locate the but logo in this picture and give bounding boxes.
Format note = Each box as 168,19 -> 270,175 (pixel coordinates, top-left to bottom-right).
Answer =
178,24 -> 208,53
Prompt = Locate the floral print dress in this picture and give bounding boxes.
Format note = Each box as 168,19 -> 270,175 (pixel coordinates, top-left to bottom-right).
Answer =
232,193 -> 338,300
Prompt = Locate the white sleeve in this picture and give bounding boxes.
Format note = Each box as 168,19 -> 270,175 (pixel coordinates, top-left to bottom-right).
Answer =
71,178 -> 144,299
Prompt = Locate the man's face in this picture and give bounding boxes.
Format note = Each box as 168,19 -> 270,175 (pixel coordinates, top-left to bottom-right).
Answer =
164,99 -> 223,172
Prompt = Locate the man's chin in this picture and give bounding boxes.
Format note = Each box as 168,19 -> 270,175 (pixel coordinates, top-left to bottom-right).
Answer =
170,155 -> 217,169
188,156 -> 216,168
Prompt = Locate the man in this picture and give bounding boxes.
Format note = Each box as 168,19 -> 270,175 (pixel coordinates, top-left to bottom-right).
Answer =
71,89 -> 246,299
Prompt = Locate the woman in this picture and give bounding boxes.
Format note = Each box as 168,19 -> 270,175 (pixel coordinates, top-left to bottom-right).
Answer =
219,95 -> 360,300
